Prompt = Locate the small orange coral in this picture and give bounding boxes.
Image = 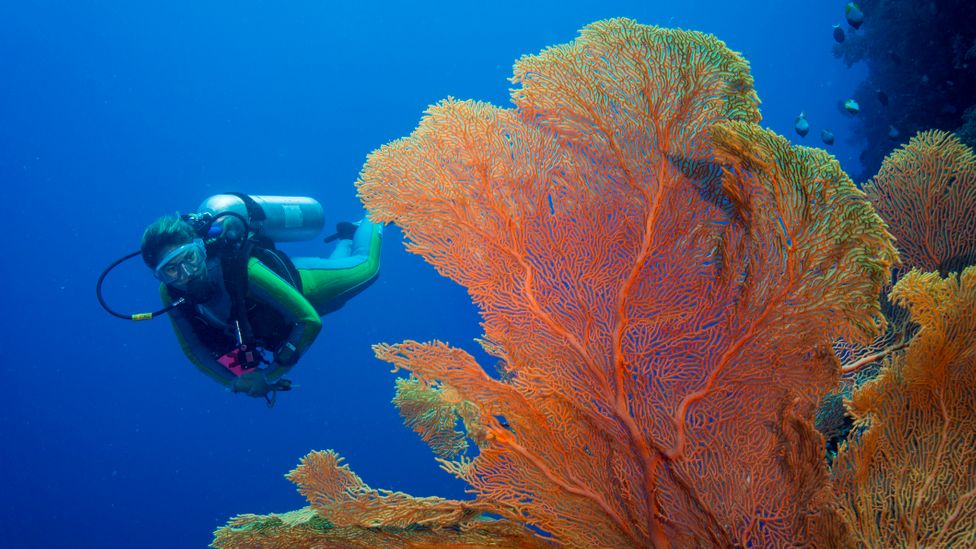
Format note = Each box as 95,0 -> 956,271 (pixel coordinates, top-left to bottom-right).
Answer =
863,130 -> 976,274
287,450 -> 492,530
211,504 -> 549,548
392,375 -> 482,460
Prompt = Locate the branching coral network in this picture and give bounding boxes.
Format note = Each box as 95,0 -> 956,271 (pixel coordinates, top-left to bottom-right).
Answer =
212,18 -> 976,549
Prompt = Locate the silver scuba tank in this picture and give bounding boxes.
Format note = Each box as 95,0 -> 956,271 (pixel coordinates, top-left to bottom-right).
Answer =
197,194 -> 325,242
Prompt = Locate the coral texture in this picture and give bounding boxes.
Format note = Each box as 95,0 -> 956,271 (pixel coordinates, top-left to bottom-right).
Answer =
392,375 -> 482,460
863,130 -> 976,275
820,130 -> 976,457
212,453 -> 548,548
832,267 -> 976,547
212,504 -> 549,548
354,18 -> 896,548
212,18 -> 976,549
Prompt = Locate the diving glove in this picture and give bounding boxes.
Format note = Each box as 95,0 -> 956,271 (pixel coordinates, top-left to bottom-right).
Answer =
231,371 -> 293,399
231,370 -> 272,398
272,378 -> 293,391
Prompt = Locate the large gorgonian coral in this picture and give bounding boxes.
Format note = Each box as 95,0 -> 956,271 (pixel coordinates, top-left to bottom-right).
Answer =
214,18 -> 904,548
353,18 -> 895,547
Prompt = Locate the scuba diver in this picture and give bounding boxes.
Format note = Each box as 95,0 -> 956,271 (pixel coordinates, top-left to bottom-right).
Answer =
97,193 -> 382,406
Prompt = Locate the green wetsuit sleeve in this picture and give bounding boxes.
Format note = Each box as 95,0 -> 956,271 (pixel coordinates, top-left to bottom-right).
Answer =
160,284 -> 236,387
246,257 -> 322,380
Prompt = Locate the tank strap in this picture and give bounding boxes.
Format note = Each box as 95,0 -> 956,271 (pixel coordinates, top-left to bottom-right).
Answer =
219,236 -> 303,351
221,239 -> 256,350
224,192 -> 266,228
251,245 -> 303,293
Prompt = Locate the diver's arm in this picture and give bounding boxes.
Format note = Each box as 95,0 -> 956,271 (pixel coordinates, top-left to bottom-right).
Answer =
160,285 -> 236,387
246,258 -> 322,380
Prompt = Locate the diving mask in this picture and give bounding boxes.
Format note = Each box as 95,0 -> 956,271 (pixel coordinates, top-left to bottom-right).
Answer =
154,239 -> 207,284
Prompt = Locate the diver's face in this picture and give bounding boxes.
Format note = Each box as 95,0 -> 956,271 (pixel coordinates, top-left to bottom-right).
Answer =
154,239 -> 208,288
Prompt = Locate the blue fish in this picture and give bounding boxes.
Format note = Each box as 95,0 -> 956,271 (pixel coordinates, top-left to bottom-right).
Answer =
832,24 -> 846,43
794,112 -> 810,137
845,3 -> 865,29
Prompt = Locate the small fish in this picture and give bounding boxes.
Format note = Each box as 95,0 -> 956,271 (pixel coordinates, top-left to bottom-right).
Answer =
794,112 -> 810,137
843,98 -> 860,115
821,130 -> 835,146
887,125 -> 900,140
876,89 -> 889,106
888,50 -> 902,65
832,24 -> 846,43
845,3 -> 865,29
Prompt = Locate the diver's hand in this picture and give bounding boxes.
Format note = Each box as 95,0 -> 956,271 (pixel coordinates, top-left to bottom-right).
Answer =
230,370 -> 272,398
272,378 -> 293,391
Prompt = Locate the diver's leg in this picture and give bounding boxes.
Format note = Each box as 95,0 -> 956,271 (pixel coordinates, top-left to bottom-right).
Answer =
326,219 -> 378,260
292,219 -> 382,314
349,219 -> 378,256
328,238 -> 353,259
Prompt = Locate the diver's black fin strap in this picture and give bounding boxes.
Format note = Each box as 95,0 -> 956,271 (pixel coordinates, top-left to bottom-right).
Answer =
323,221 -> 357,244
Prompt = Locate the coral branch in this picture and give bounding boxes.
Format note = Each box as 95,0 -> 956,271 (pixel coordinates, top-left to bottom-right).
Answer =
839,341 -> 910,374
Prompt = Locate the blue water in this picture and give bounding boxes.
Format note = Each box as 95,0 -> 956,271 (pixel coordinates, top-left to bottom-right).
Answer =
1,2 -> 865,547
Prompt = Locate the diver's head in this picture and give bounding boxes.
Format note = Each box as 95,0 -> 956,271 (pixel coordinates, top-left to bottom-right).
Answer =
141,214 -> 211,292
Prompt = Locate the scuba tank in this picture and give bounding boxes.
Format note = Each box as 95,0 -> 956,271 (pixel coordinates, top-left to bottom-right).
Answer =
197,194 -> 325,242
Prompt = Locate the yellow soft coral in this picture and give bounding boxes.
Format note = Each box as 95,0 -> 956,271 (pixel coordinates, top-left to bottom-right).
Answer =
832,267 -> 976,547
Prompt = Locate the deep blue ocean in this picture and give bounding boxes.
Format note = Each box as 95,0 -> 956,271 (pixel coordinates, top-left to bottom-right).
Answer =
1,2 -> 866,547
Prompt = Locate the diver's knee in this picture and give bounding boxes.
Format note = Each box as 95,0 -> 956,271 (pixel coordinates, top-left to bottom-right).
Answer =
354,218 -> 382,239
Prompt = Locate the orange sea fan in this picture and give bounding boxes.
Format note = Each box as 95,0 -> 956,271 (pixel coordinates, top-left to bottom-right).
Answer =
863,130 -> 976,275
824,130 -> 976,448
832,266 -> 976,547
212,503 -> 550,549
212,17 -> 905,548
357,18 -> 895,548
